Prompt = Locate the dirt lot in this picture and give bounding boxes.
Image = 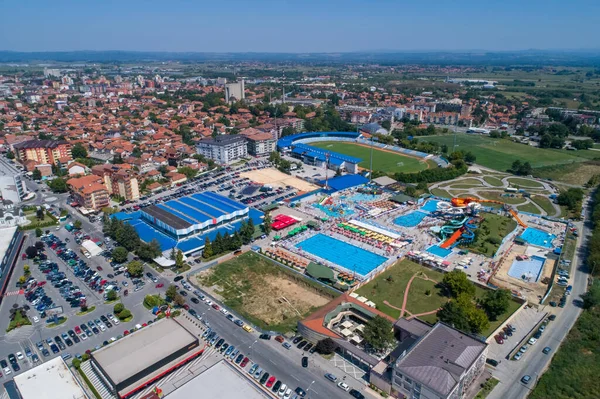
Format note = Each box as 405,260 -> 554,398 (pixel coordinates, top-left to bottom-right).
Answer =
241,167 -> 318,192
196,252 -> 334,332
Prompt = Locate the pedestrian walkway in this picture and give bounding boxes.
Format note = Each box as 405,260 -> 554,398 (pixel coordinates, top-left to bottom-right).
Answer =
330,353 -> 367,382
80,360 -> 117,399
4,325 -> 34,343
3,289 -> 23,297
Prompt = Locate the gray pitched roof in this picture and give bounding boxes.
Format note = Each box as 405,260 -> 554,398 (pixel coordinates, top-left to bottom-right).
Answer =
395,323 -> 486,397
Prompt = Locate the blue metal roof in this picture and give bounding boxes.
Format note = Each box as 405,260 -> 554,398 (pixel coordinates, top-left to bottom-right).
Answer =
293,143 -> 362,164
156,203 -> 198,225
319,174 -> 369,192
201,191 -> 247,210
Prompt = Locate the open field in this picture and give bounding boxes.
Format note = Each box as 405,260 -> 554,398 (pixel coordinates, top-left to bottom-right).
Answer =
483,176 -> 504,187
431,188 -> 452,198
196,252 -> 336,333
533,160 -> 600,186
507,177 -> 544,188
465,213 -> 518,256
240,167 -> 318,192
531,195 -> 557,216
426,134 -> 600,174
517,202 -> 541,214
309,141 -> 429,173
356,259 -> 520,335
479,191 -> 528,205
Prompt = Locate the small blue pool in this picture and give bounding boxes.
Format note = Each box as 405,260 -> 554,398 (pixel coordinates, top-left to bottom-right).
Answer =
519,228 -> 556,248
421,200 -> 440,213
313,203 -> 355,218
296,234 -> 387,276
348,193 -> 381,202
427,245 -> 453,258
508,255 -> 546,282
394,211 -> 428,227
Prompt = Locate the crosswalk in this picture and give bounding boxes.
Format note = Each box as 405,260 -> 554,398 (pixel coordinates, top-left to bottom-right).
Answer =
3,290 -> 24,297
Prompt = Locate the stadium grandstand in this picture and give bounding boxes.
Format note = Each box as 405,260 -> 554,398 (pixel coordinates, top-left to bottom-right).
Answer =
113,192 -> 263,255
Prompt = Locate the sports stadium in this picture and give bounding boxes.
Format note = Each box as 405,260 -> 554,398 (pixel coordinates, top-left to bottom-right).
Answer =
277,131 -> 449,173
114,192 -> 263,255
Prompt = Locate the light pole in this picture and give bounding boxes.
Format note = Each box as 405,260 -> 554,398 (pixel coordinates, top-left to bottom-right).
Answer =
307,380 -> 315,394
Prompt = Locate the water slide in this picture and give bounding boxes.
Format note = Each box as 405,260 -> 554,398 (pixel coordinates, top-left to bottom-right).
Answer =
440,228 -> 464,249
439,217 -> 477,249
509,209 -> 528,228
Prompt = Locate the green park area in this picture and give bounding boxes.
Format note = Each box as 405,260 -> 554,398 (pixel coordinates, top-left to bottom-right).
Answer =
483,176 -> 504,187
196,252 -> 337,333
355,259 -> 520,336
426,134 -> 600,180
309,141 -> 429,173
465,213 -> 517,256
507,177 -> 544,188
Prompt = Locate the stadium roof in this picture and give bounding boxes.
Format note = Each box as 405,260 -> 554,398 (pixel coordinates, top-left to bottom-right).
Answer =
13,357 -> 88,399
277,131 -> 360,149
92,318 -> 197,386
293,143 -> 362,164
165,360 -> 269,399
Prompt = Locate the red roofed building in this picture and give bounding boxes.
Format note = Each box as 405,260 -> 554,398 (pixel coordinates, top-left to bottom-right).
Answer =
67,174 -> 110,210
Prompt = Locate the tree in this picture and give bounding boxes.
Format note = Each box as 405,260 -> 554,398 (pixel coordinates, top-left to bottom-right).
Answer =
71,143 -> 88,159
25,246 -> 38,259
126,260 -> 144,277
175,250 -> 185,268
36,208 -> 44,220
73,219 -> 82,229
111,247 -> 129,264
464,152 -> 477,164
137,239 -> 162,261
35,241 -> 44,251
118,309 -> 132,320
315,338 -> 338,354
480,289 -> 512,320
177,166 -> 198,180
438,294 -> 489,334
202,237 -> 213,259
361,315 -> 395,352
32,168 -> 42,180
263,213 -> 272,235
18,276 -> 26,286
48,178 -> 68,193
35,228 -> 43,237
23,265 -> 30,276
113,303 -> 124,314
6,150 -> 14,160
581,282 -> 600,309
106,290 -> 118,301
174,294 -> 186,307
442,269 -> 476,298
166,285 -> 178,301
404,186 -> 416,196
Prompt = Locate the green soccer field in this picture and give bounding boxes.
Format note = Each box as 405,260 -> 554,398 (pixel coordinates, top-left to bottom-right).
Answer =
309,141 -> 429,173
426,133 -> 597,172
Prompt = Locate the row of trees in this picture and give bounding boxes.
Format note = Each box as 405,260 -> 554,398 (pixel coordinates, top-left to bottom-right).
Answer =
395,163 -> 468,184
202,219 -> 255,259
509,160 -> 533,176
557,188 -> 584,212
103,216 -> 163,261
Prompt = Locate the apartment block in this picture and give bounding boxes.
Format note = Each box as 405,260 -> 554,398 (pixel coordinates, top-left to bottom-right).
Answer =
13,140 -> 72,164
67,175 -> 110,211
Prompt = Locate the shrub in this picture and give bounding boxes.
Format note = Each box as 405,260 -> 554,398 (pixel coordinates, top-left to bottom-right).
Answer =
113,303 -> 124,314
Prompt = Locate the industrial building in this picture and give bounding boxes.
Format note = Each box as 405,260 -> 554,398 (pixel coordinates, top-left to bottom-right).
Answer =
6,356 -> 89,399
87,318 -> 201,398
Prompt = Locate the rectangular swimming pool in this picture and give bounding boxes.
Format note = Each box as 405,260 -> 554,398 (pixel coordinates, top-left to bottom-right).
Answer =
296,234 -> 387,276
427,245 -> 453,258
519,228 -> 556,248
508,255 -> 546,282
394,211 -> 428,227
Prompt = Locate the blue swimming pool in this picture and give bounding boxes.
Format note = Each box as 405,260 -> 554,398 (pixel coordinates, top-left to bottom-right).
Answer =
508,255 -> 546,282
296,234 -> 387,276
348,193 -> 381,202
394,211 -> 428,227
427,245 -> 453,258
421,200 -> 440,213
519,228 -> 556,248
313,203 -> 355,218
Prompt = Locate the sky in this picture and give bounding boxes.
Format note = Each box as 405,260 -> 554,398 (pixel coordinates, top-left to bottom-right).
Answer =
1,0 -> 599,53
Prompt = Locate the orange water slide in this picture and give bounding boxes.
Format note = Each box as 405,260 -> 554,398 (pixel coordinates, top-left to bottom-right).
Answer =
440,228 -> 464,249
509,209 -> 528,228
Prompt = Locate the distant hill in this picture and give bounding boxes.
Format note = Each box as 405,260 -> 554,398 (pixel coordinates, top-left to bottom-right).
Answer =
1,50 -> 600,65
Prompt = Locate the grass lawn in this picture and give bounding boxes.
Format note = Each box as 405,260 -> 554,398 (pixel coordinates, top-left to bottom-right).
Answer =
507,177 -> 544,188
474,378 -> 500,399
452,178 -> 484,186
532,195 -> 558,216
431,188 -> 452,199
533,160 -> 600,186
197,252 -> 337,333
427,134 -> 597,173
517,202 -> 541,214
356,259 -> 520,336
309,141 -> 428,174
483,176 -> 504,187
450,184 -> 482,189
479,191 -> 528,205
76,306 -> 96,316
6,311 -> 31,332
355,259 -> 447,319
463,213 -> 517,256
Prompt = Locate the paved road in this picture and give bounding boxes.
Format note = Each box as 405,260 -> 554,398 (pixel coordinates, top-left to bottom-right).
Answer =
487,196 -> 592,399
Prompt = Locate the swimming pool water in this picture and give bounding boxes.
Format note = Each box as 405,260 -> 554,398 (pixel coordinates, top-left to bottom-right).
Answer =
519,228 -> 556,248
348,193 -> 381,202
508,255 -> 546,282
313,203 -> 355,218
394,211 -> 428,227
427,245 -> 453,258
421,200 -> 440,213
296,234 -> 387,276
